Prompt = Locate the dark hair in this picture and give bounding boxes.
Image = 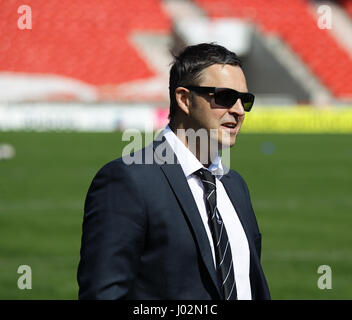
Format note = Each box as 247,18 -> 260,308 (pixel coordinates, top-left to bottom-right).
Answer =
168,43 -> 242,120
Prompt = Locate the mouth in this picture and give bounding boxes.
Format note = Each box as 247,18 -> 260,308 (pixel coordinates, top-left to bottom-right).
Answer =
220,121 -> 238,133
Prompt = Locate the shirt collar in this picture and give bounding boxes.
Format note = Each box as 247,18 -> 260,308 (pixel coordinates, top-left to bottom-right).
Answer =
162,124 -> 224,178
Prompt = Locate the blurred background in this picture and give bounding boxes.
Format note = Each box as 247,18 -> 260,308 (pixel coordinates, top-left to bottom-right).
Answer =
0,0 -> 351,299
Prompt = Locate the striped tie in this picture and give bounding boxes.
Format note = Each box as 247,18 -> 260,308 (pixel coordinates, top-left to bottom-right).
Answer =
194,168 -> 237,300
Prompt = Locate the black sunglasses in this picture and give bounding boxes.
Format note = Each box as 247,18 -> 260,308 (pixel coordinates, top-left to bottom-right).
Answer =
184,86 -> 255,112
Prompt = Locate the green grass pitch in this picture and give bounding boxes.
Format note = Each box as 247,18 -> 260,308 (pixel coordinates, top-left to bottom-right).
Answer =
0,132 -> 351,299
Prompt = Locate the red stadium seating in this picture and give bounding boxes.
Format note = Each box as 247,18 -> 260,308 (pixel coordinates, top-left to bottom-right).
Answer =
341,0 -> 352,18
0,0 -> 171,87
195,0 -> 352,98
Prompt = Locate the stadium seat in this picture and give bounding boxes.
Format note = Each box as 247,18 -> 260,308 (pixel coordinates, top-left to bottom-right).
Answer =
341,0 -> 352,18
0,0 -> 171,88
195,0 -> 352,99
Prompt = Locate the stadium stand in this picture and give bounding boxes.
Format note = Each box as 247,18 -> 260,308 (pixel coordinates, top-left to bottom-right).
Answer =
341,0 -> 352,18
194,0 -> 352,99
1,0 -> 351,103
0,0 -> 171,88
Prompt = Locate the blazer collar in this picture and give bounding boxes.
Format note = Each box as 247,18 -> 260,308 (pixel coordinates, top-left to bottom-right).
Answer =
220,173 -> 261,298
220,173 -> 251,233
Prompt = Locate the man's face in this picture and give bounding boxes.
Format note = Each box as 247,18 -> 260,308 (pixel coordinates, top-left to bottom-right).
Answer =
187,64 -> 247,149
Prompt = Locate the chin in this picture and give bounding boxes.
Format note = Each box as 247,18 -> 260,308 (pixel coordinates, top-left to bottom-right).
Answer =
209,127 -> 238,151
218,136 -> 237,150
221,130 -> 238,148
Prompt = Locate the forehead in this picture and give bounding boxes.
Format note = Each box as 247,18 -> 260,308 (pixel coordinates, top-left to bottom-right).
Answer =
198,64 -> 248,92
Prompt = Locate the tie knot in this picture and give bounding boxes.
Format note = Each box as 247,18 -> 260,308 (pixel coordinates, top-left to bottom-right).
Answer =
194,168 -> 216,194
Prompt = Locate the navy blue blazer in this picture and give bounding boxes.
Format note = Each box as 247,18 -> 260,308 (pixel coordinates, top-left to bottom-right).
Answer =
77,136 -> 270,299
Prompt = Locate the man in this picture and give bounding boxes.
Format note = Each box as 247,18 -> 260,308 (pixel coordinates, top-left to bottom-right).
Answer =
77,43 -> 270,300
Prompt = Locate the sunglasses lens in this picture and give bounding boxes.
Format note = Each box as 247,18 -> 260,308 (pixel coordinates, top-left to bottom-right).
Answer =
215,90 -> 254,112
215,90 -> 238,108
242,94 -> 254,112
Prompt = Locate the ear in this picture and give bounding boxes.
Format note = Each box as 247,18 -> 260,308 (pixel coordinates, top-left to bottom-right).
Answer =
175,87 -> 191,115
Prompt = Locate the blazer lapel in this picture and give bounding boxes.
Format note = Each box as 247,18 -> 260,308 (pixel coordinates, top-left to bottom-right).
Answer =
221,172 -> 260,296
152,136 -> 222,299
220,173 -> 252,237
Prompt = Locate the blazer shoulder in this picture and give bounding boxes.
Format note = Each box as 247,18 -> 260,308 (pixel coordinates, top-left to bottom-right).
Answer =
95,145 -> 153,176
224,168 -> 248,187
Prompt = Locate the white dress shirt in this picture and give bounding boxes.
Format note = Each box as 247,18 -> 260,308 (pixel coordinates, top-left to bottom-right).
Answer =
163,125 -> 252,300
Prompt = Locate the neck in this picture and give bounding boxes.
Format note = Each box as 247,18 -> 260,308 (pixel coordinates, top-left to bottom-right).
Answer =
168,122 -> 218,168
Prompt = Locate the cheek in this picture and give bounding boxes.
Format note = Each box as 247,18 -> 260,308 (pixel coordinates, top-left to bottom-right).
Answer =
209,108 -> 226,121
204,111 -> 223,129
191,99 -> 224,129
209,102 -> 226,119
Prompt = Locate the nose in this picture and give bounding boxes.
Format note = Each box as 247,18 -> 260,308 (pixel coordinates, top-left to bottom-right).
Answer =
228,98 -> 245,116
